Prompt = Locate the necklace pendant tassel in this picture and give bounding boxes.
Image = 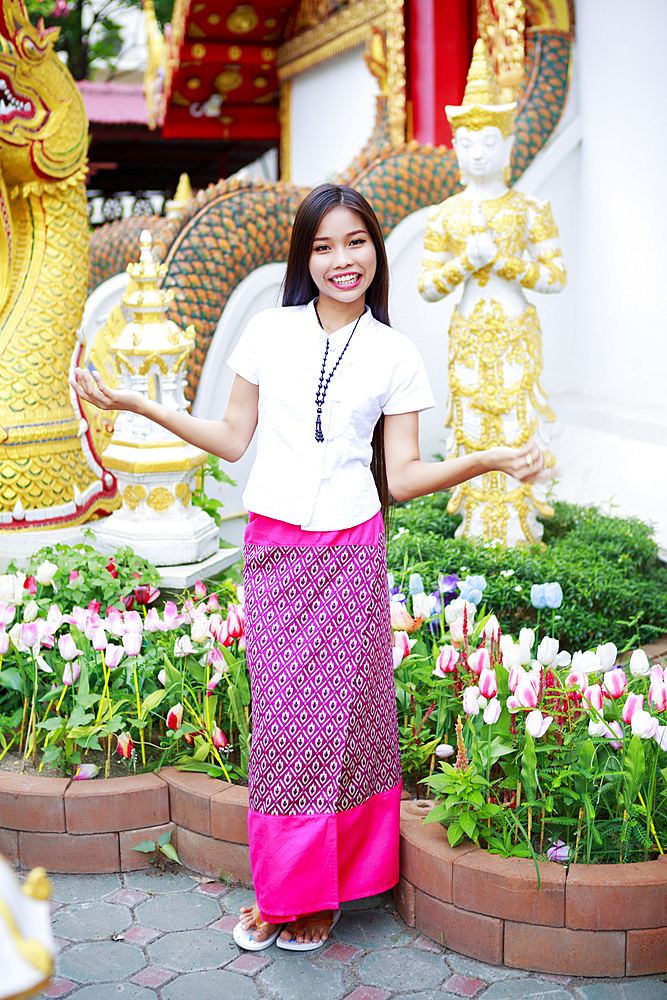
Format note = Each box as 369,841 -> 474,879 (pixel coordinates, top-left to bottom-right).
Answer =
315,413 -> 324,443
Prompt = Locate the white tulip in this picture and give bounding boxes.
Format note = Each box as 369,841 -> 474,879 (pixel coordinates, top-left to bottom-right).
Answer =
36,560 -> 59,588
629,649 -> 651,678
22,600 -> 38,622
596,642 -> 618,671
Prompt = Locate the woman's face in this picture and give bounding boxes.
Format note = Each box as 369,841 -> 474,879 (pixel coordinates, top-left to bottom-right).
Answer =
309,205 -> 377,310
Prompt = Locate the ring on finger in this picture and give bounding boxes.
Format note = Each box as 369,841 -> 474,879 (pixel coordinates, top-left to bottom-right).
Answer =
525,452 -> 534,469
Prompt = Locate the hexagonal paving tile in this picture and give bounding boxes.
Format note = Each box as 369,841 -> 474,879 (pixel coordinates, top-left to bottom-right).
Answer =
147,928 -> 237,971
65,985 -> 156,1000
162,969 -> 259,1000
481,979 -> 573,1000
258,950 -> 345,1000
335,909 -> 410,949
57,941 -> 145,983
220,888 -> 257,914
47,874 -> 122,904
135,891 -> 221,931
124,869 -> 197,894
358,947 -> 447,993
52,902 -> 132,942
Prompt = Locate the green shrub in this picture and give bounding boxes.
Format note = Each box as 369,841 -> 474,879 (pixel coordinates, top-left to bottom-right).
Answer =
386,496 -> 667,650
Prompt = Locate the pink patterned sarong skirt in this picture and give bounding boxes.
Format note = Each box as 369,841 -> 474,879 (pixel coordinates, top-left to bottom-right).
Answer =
243,510 -> 402,922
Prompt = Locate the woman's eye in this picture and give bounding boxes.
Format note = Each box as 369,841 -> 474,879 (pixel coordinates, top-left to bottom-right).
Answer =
350,238 -> 365,246
313,244 -> 329,252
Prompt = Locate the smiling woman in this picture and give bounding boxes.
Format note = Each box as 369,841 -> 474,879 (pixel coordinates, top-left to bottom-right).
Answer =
70,181 -> 545,955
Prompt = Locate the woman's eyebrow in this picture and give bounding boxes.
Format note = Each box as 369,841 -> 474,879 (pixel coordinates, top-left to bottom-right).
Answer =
313,229 -> 368,241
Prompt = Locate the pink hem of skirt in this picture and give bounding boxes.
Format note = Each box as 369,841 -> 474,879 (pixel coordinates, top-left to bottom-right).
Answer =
249,782 -> 401,923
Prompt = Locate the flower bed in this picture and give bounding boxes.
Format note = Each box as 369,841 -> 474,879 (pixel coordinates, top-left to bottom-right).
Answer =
1,770 -> 666,977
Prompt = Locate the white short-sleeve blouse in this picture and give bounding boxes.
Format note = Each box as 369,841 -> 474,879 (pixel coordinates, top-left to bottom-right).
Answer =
227,301 -> 435,530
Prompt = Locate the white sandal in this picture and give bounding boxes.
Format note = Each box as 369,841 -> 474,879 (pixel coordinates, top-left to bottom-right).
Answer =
233,904 -> 284,952
276,909 -> 341,952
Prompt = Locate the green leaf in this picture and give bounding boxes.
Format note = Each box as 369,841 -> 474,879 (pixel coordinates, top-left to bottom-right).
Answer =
159,842 -> 181,864
446,821 -> 465,847
140,689 -> 166,718
0,668 -> 23,692
459,811 -> 477,840
623,734 -> 646,807
157,829 -> 173,847
193,741 -> 212,761
520,731 -> 538,803
132,840 -> 156,854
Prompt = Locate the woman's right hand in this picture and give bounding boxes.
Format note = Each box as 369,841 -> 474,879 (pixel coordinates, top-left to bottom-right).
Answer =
69,366 -> 142,413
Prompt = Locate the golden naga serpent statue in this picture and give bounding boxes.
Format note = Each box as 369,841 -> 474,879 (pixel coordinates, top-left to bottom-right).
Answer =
0,0 -> 117,532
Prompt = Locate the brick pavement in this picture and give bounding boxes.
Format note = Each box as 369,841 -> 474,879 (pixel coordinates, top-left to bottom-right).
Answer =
34,868 -> 667,1000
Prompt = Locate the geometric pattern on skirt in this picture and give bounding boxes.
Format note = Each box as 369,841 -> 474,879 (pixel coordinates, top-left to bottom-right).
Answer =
244,530 -> 402,818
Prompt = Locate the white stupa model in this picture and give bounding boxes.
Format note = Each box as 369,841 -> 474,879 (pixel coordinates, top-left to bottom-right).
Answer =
94,230 -> 219,566
0,858 -> 55,999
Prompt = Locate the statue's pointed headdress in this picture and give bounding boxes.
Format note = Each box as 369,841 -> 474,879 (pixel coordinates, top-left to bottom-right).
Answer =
446,39 -> 516,139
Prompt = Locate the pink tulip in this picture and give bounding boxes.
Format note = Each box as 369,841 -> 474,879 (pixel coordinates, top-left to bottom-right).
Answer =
506,695 -> 520,713
655,726 -> 667,751
163,601 -> 184,630
58,632 -> 81,660
479,667 -> 498,699
144,608 -> 167,633
0,603 -> 16,627
23,575 -> 36,595
508,664 -> 522,693
392,647 -> 404,670
207,672 -> 223,695
589,718 -> 624,750
65,606 -> 88,632
194,580 -> 207,601
583,684 -> 603,715
20,621 -> 40,649
124,610 -> 143,634
211,725 -> 227,749
207,594 -> 220,612
621,692 -> 644,725
208,613 -> 223,641
649,679 -> 667,714
122,631 -> 142,657
390,602 -> 423,633
546,839 -> 570,862
63,661 -> 81,686
394,631 -> 412,662
105,643 -> 124,668
174,635 -> 195,657
73,764 -> 99,780
117,732 -> 134,758
207,646 -> 228,669
0,628 -> 8,656
182,598 -> 197,624
46,605 -> 63,632
433,645 -> 457,678
525,709 -> 553,739
69,570 -> 80,584
483,697 -> 502,725
468,647 -> 490,676
167,703 -> 184,730
92,626 -> 108,651
226,603 -> 245,639
602,669 -> 627,700
631,710 -> 659,740
106,609 -> 126,637
462,686 -> 480,716
515,674 -> 538,709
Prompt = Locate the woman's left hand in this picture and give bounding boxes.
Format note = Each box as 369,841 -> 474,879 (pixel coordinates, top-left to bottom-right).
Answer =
489,439 -> 547,482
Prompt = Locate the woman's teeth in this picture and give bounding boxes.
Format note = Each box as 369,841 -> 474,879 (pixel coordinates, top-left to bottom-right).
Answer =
330,274 -> 359,286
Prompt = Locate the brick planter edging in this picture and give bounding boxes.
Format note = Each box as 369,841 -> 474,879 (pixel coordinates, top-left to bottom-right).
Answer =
1,773 -> 666,977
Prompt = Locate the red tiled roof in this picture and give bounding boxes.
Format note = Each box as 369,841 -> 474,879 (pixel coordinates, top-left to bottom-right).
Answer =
77,81 -> 148,125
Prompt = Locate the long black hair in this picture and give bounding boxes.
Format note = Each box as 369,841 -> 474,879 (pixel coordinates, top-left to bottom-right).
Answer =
282,184 -> 391,520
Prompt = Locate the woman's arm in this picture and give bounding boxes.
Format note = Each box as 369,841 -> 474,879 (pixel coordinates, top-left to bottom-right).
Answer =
69,367 -> 258,463
384,411 -> 544,503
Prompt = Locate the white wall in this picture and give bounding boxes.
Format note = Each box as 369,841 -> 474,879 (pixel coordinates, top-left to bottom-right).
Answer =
289,47 -> 379,186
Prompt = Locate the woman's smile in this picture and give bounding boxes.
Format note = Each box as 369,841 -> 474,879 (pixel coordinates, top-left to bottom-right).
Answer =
309,205 -> 377,314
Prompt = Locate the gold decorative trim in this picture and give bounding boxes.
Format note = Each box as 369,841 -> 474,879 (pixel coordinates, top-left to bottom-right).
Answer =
277,0 -> 387,80
386,0 -> 406,146
279,80 -> 291,181
276,0 -> 406,145
104,452 -> 207,474
146,487 -> 175,512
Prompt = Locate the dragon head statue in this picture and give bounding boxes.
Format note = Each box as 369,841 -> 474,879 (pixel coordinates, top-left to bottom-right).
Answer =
0,0 -> 86,186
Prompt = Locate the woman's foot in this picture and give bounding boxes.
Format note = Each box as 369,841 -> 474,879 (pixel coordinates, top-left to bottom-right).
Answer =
238,904 -> 280,943
280,909 -> 334,945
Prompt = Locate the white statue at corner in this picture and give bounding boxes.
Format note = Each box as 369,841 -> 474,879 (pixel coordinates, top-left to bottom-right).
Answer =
419,39 -> 566,546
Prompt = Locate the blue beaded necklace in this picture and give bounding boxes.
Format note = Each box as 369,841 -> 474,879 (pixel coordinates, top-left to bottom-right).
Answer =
314,305 -> 364,443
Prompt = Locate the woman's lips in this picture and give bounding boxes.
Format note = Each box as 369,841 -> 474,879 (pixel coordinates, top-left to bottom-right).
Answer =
328,272 -> 362,289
